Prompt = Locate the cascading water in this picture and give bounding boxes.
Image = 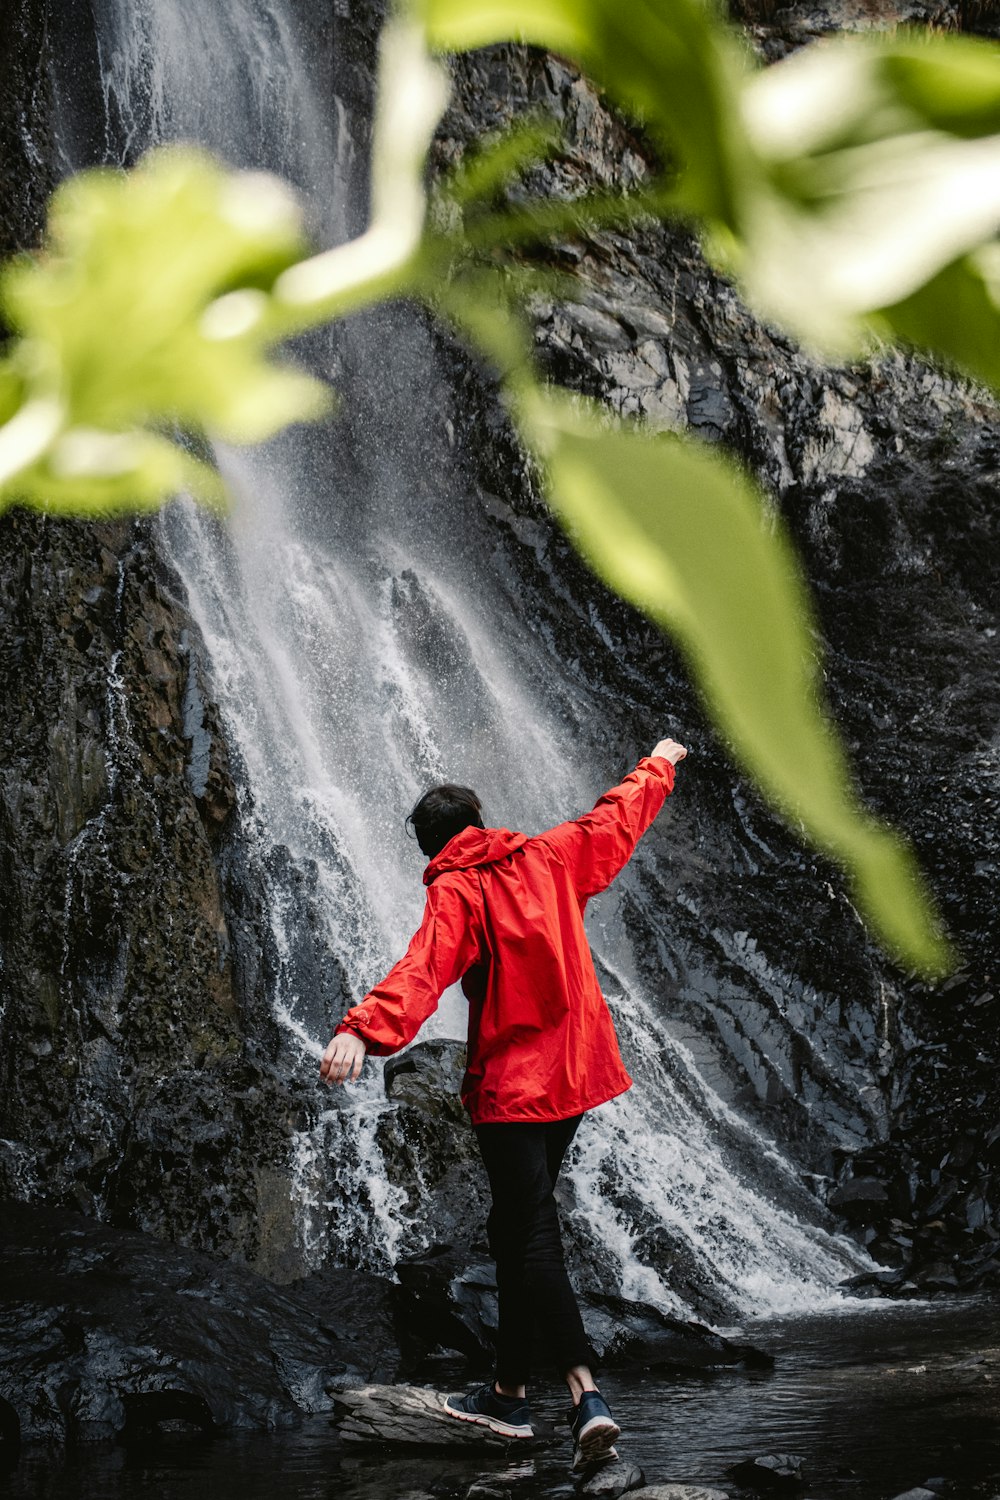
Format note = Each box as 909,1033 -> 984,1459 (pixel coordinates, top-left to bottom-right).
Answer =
53,0 -> 875,1317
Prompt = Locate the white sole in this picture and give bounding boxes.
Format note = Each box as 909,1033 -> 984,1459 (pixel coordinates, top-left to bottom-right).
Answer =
444,1404 -> 533,1440
573,1442 -> 619,1473
576,1415 -> 621,1458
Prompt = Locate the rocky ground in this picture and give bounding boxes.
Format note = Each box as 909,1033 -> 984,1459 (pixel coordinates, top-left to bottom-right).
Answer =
5,1198 -> 999,1500
0,1201 -> 770,1445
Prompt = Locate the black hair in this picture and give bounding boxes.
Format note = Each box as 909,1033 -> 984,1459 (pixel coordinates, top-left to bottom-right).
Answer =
406,783 -> 484,858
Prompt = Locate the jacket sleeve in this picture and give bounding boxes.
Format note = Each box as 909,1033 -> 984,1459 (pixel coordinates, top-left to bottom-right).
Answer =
334,878 -> 482,1056
537,756 -> 676,901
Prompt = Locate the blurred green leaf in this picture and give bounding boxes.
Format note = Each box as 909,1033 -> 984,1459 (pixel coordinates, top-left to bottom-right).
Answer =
4,425 -> 222,515
272,18 -> 450,323
739,36 -> 1000,355
523,387 -> 953,975
1,148 -> 327,441
413,0 -> 754,229
877,245 -> 1000,393
883,38 -> 1000,138
0,146 -> 330,512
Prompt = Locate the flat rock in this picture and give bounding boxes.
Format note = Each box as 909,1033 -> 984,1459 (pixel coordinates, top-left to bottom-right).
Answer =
626,1487 -> 730,1500
331,1383 -> 523,1448
888,1491 -> 940,1500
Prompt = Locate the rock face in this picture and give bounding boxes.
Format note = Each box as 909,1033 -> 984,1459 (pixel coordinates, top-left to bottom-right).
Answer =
0,507 -> 335,1279
0,0 -> 998,1333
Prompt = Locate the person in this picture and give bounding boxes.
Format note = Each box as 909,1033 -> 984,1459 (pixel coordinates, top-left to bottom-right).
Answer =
320,738 -> 687,1464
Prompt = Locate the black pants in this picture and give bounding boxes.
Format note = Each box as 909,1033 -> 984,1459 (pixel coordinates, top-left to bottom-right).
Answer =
474,1114 -> 593,1386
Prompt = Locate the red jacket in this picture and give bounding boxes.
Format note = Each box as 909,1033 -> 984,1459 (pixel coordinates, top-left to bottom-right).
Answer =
336,757 -> 676,1123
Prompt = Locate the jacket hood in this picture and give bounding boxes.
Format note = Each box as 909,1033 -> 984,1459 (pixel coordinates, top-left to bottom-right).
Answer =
424,826 -> 528,885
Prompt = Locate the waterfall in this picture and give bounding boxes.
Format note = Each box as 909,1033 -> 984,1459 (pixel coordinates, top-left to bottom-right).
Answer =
53,0 -> 874,1316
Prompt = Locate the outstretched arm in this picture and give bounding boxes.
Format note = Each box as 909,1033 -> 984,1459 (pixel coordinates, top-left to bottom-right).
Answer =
538,737 -> 687,900
320,878 -> 482,1085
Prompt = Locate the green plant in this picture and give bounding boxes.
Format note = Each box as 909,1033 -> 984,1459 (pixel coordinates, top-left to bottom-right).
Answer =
2,2 -> 998,974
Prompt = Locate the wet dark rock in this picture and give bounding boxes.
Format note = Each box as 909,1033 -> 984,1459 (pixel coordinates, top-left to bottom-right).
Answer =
582,1293 -> 773,1371
578,1460 -> 646,1496
0,0 -> 57,259
889,1490 -> 940,1500
728,1453 -> 806,1492
0,1201 -> 402,1442
0,1394 -> 20,1470
394,1246 -> 500,1368
297,1265 -> 401,1383
390,1245 -> 772,1375
377,1046 -> 493,1274
910,1262 -> 961,1291
838,1268 -> 920,1298
626,1487 -> 730,1500
827,1177 -> 891,1223
385,1039 -> 469,1118
119,1390 -> 215,1440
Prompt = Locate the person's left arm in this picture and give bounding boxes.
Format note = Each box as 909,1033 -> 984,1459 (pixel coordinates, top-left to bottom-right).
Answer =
320,878 -> 481,1085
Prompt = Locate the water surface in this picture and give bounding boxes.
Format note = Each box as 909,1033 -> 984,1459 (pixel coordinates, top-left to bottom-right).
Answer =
8,1299 -> 1000,1499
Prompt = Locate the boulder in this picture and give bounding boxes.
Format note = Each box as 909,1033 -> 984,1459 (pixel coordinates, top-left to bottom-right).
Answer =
583,1293 -> 773,1371
626,1487 -> 730,1500
579,1460 -> 646,1496
394,1245 -> 499,1367
838,1269 -> 920,1298
0,1201 -> 401,1442
384,1040 -> 468,1118
910,1261 -> 961,1291
728,1453 -> 806,1492
827,1178 -> 891,1224
392,1249 -> 773,1375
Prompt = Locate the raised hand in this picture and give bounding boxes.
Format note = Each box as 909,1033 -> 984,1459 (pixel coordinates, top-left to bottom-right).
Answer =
651,738 -> 687,765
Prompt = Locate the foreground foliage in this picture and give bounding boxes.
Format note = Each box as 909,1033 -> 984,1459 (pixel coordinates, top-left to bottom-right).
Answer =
2,0 -> 997,974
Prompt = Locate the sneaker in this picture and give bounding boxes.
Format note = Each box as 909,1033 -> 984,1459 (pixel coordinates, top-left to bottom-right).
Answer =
567,1390 -> 621,1463
444,1383 -> 533,1440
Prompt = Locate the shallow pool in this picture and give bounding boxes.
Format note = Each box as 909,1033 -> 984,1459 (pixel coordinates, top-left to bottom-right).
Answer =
7,1297 -> 1000,1499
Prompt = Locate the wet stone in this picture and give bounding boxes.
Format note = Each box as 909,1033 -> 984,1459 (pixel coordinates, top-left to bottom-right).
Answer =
626,1487 -> 731,1500
728,1453 -> 806,1492
578,1459 -> 646,1496
827,1178 -> 891,1223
